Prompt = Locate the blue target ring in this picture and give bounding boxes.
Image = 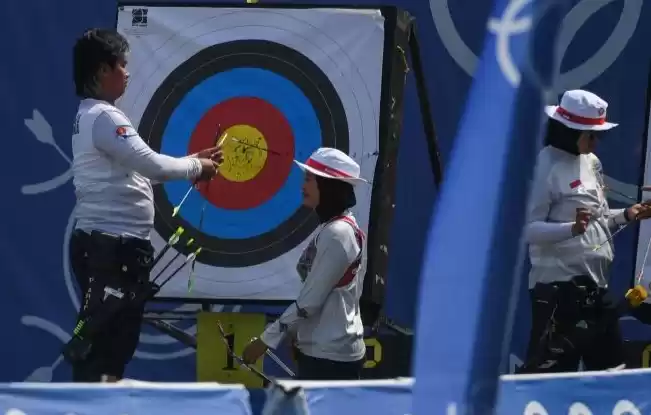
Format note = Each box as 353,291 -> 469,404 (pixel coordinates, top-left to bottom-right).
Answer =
161,68 -> 320,239
141,39 -> 349,267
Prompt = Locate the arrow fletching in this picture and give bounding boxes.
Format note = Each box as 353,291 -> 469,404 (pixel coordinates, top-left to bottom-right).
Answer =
169,227 -> 184,245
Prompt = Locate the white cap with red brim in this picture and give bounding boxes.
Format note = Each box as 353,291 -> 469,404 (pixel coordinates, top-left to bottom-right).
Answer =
294,147 -> 368,185
544,89 -> 618,131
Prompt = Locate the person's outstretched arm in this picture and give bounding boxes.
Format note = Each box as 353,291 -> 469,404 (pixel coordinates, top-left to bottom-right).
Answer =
92,109 -> 202,182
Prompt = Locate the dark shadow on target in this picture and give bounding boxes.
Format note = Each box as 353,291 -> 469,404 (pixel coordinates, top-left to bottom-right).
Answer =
139,39 -> 349,268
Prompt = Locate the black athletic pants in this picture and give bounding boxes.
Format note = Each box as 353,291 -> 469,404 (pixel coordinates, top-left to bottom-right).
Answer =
519,275 -> 625,373
69,229 -> 154,381
295,350 -> 365,380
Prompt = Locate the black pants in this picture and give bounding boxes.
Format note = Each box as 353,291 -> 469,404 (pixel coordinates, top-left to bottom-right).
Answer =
69,230 -> 153,381
520,276 -> 625,373
295,350 -> 365,380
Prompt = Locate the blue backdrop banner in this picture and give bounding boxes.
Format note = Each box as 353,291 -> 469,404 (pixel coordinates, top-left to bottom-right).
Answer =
0,0 -> 650,383
412,0 -> 570,412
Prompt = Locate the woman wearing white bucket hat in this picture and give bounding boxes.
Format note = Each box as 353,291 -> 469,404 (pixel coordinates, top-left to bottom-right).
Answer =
520,90 -> 651,373
243,147 -> 368,380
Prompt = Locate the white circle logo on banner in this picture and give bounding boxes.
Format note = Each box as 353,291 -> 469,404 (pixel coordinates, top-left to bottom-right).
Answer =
429,0 -> 642,91
520,399 -> 642,415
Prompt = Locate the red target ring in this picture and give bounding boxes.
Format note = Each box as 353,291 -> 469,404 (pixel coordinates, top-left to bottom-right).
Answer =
187,97 -> 295,210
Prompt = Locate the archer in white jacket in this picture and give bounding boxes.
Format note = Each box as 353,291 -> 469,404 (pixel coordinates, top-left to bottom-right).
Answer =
520,90 -> 651,374
243,147 -> 368,380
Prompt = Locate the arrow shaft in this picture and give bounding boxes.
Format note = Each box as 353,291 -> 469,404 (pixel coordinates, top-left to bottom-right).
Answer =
637,235 -> 651,285
230,137 -> 285,157
159,251 -> 200,287
217,322 -> 274,385
593,222 -> 629,251
151,251 -> 183,282
175,185 -> 194,213
265,349 -> 295,377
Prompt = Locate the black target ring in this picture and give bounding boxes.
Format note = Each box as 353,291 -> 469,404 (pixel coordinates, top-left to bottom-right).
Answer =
139,39 -> 349,267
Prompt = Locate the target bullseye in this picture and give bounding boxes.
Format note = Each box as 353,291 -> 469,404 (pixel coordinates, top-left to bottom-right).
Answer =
186,95 -> 296,211
220,124 -> 268,183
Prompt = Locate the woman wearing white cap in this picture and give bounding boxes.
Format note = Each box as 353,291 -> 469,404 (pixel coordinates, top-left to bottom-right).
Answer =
242,147 -> 368,380
520,90 -> 651,373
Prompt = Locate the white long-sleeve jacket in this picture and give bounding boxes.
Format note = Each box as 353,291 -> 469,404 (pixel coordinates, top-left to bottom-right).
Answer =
525,146 -> 629,288
72,98 -> 202,239
261,213 -> 367,362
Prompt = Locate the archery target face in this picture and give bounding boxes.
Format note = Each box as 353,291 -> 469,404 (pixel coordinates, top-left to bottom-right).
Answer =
116,6 -> 384,300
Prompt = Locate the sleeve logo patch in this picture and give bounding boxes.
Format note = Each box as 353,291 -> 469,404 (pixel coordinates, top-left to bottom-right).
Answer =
116,125 -> 137,139
570,179 -> 582,189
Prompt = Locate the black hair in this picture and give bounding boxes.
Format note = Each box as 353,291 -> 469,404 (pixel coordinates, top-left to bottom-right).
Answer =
73,29 -> 129,97
544,118 -> 583,155
314,176 -> 357,223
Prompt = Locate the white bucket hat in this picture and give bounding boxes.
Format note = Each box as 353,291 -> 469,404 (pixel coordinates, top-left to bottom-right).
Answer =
544,89 -> 618,131
294,147 -> 368,185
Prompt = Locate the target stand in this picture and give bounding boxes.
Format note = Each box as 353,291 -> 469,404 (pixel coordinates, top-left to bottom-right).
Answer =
114,3 -> 440,379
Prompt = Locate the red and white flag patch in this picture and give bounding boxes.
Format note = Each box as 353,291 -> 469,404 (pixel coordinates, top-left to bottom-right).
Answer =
115,125 -> 137,139
570,179 -> 582,189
